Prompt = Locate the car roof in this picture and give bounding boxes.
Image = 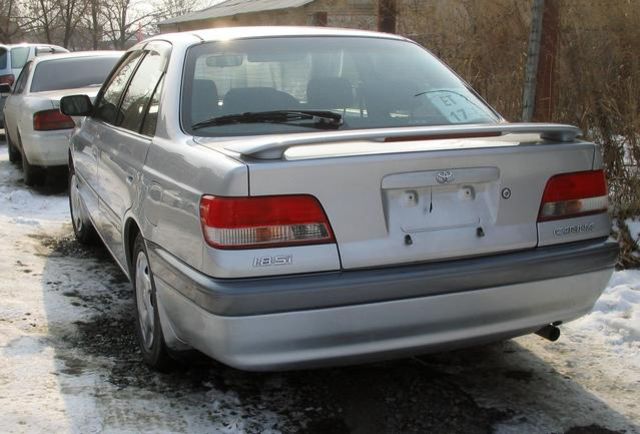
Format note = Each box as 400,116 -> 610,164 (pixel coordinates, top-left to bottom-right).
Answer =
5,42 -> 67,50
144,25 -> 409,47
30,50 -> 124,65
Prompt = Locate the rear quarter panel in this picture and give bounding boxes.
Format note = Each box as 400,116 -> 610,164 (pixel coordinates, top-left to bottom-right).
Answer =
141,136 -> 248,273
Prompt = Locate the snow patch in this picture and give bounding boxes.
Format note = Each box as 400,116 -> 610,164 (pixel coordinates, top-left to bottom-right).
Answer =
0,146 -> 69,222
625,217 -> 640,241
567,270 -> 640,351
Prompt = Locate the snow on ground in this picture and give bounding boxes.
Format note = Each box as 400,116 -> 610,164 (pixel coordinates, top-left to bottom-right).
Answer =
0,141 -> 639,434
568,270 -> 640,351
626,218 -> 640,241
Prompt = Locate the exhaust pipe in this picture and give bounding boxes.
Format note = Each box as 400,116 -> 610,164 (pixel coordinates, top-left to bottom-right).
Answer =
535,324 -> 561,342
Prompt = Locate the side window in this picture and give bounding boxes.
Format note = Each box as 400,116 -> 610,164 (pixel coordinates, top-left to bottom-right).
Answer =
10,46 -> 30,69
93,51 -> 144,124
140,76 -> 164,136
13,61 -> 32,94
116,46 -> 167,132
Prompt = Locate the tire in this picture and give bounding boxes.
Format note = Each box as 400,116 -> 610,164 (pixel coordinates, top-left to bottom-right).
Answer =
19,136 -> 45,186
132,234 -> 174,371
6,131 -> 21,164
68,166 -> 97,244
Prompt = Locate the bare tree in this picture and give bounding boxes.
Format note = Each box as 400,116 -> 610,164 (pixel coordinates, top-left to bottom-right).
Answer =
153,0 -> 208,32
157,0 -> 199,19
0,0 -> 21,43
101,0 -> 156,49
58,0 -> 89,48
20,0 -> 60,44
87,0 -> 102,49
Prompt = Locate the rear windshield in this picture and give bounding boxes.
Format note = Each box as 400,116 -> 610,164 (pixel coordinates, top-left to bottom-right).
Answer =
30,56 -> 120,92
182,36 -> 499,137
10,47 -> 30,69
0,48 -> 7,69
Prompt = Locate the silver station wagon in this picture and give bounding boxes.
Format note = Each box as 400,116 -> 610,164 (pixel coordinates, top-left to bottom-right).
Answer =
61,27 -> 618,371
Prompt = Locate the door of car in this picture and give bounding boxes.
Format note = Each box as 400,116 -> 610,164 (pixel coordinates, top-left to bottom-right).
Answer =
94,41 -> 171,266
3,60 -> 32,145
71,51 -> 143,234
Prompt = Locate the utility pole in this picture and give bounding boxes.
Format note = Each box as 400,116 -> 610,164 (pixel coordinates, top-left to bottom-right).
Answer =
534,0 -> 559,121
522,0 -> 545,121
378,0 -> 396,34
522,0 -> 559,122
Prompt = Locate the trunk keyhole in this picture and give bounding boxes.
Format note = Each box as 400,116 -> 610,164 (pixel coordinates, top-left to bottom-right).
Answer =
476,227 -> 485,238
429,189 -> 433,213
404,234 -> 413,245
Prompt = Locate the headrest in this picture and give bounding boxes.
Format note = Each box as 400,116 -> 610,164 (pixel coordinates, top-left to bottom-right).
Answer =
191,79 -> 219,123
307,77 -> 353,109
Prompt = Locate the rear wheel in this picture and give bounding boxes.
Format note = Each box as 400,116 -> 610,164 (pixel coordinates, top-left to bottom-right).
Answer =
132,234 -> 174,371
68,167 -> 96,244
19,136 -> 45,186
6,131 -> 21,163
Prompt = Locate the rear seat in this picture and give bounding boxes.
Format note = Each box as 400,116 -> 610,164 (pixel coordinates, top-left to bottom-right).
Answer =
222,87 -> 299,114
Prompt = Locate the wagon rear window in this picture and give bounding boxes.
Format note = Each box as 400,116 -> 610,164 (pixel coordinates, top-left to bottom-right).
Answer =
10,47 -> 30,69
182,36 -> 499,136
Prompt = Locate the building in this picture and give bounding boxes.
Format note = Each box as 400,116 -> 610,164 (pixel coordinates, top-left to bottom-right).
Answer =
157,0 -> 396,34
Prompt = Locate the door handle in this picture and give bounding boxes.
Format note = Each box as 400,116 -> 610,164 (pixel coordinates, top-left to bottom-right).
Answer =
149,184 -> 162,201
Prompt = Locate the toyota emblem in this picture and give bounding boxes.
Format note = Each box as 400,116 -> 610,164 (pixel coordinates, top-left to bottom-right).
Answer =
435,170 -> 455,184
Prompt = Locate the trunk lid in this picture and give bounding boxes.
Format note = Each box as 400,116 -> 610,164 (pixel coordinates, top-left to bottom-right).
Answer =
198,129 -> 596,270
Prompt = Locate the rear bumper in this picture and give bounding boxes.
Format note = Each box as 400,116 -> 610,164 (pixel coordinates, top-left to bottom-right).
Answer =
21,128 -> 71,166
148,239 -> 617,370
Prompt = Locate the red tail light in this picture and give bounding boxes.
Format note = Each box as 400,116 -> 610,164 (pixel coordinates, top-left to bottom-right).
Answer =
200,195 -> 335,249
33,109 -> 75,131
0,74 -> 15,86
538,170 -> 608,221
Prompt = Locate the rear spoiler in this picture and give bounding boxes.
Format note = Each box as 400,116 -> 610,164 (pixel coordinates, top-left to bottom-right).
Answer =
225,123 -> 582,160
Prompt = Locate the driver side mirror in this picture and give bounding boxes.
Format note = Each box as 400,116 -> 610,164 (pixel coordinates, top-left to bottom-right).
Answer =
0,83 -> 12,95
60,94 -> 93,116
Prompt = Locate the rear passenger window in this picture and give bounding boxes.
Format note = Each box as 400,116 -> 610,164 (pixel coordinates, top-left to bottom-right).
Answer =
140,76 -> 164,136
13,61 -> 31,95
94,51 -> 144,124
116,49 -> 166,132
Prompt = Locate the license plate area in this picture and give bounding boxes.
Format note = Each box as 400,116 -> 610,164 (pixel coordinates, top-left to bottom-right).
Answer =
382,167 -> 500,234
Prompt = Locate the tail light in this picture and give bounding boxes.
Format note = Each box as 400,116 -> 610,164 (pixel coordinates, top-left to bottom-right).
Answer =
33,109 -> 75,131
0,74 -> 15,86
538,170 -> 608,221
200,195 -> 335,249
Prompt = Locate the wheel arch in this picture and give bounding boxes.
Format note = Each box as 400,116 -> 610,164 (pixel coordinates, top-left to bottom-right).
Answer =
124,216 -> 143,275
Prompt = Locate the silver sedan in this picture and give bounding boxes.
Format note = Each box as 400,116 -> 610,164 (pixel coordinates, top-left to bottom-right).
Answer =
61,27 -> 617,371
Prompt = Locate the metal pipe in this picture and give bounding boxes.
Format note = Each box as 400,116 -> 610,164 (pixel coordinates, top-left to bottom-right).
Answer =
535,324 -> 561,341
